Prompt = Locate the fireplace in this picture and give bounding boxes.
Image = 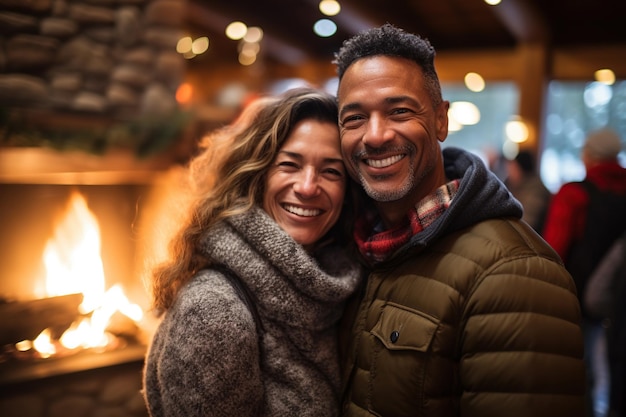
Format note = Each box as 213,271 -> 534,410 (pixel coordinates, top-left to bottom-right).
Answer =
0,146 -> 189,417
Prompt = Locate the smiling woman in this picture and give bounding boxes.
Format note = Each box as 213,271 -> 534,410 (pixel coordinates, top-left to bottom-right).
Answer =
263,118 -> 346,250
142,87 -> 363,417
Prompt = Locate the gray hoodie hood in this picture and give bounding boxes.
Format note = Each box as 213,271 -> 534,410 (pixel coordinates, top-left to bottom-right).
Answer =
407,146 -> 523,249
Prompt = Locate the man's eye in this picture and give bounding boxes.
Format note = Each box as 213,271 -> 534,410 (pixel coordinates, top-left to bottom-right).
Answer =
391,108 -> 411,115
341,115 -> 365,127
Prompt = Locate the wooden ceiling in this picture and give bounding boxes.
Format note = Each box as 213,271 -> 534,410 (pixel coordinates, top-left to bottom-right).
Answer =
185,0 -> 626,67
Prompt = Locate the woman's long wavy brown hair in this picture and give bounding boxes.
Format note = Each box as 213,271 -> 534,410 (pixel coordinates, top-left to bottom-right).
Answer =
149,87 -> 353,314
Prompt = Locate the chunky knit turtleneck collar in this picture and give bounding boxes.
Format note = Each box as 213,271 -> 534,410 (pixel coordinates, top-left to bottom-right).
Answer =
200,206 -> 362,329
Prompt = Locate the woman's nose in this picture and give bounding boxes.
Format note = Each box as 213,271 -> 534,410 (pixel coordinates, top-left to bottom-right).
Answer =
293,169 -> 321,198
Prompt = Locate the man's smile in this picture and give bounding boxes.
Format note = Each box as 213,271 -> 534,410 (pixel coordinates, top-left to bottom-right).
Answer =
364,154 -> 406,168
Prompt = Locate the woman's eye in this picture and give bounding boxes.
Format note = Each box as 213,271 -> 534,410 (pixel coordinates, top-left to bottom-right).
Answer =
278,161 -> 298,168
324,167 -> 344,177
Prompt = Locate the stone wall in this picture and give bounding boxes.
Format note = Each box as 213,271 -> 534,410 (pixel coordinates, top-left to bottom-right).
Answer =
0,360 -> 149,417
0,0 -> 187,122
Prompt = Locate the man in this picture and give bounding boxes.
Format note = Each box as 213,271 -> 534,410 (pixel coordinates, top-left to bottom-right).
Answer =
334,24 -> 585,417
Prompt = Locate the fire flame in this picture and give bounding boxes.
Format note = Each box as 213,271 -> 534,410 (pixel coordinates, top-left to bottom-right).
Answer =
25,191 -> 143,356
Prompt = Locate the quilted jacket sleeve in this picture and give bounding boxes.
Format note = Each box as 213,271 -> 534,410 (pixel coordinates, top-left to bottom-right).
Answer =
459,223 -> 585,417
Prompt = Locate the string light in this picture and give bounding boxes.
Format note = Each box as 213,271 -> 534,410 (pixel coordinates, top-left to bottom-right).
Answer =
319,0 -> 341,16
313,19 -> 337,37
226,21 -> 247,40
464,72 -> 485,92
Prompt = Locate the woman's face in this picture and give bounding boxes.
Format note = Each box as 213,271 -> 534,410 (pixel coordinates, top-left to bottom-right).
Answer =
263,119 -> 346,250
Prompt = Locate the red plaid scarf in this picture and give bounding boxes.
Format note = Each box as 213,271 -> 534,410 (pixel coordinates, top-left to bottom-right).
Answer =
355,180 -> 460,264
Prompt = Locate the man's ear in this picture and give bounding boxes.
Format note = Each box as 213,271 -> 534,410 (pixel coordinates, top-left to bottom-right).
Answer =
436,100 -> 450,142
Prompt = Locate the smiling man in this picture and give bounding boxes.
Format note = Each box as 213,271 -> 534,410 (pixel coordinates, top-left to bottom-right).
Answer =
334,24 -> 585,417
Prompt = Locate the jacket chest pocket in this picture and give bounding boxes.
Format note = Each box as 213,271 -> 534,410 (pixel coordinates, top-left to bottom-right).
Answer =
365,303 -> 441,416
371,302 -> 438,351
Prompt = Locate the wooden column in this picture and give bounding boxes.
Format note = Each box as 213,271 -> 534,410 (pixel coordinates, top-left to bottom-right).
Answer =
515,42 -> 550,151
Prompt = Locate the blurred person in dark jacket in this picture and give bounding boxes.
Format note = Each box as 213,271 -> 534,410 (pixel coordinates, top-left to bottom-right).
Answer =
505,149 -> 551,233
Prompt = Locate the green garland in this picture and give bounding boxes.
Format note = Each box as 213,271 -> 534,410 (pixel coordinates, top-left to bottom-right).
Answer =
0,107 -> 192,158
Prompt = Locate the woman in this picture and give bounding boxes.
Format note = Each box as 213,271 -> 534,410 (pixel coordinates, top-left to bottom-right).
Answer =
143,88 -> 363,417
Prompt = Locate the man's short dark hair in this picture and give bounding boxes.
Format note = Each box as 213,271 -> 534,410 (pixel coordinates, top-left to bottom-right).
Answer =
333,23 -> 443,107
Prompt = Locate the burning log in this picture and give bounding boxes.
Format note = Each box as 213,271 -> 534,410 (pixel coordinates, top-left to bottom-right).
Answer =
0,293 -> 83,345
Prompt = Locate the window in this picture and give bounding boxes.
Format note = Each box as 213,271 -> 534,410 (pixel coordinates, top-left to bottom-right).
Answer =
540,80 -> 626,192
441,82 -> 519,165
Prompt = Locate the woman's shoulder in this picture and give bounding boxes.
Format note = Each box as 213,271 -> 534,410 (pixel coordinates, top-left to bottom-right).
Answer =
166,269 -> 257,334
179,269 -> 235,302
145,268 -> 264,416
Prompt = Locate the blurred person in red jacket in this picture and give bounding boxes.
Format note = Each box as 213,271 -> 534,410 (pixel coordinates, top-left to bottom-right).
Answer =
543,127 -> 626,417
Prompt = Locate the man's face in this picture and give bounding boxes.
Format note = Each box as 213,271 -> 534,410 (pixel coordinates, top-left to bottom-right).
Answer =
337,55 -> 449,214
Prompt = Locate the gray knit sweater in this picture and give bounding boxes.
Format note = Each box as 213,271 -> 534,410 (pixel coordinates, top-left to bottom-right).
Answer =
143,206 -> 362,417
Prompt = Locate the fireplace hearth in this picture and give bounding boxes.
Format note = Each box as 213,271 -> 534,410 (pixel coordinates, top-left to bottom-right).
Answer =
0,349 -> 148,417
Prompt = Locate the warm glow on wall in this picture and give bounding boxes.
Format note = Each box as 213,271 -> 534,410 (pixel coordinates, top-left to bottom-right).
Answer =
176,83 -> 193,104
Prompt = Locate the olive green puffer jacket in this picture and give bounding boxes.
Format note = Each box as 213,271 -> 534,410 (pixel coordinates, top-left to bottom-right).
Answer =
340,148 -> 585,417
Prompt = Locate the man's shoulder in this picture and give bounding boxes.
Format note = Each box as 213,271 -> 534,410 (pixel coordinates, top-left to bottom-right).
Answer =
396,218 -> 563,277
454,218 -> 556,255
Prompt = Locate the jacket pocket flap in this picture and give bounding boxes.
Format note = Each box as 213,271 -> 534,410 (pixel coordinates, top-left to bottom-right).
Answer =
371,303 -> 438,352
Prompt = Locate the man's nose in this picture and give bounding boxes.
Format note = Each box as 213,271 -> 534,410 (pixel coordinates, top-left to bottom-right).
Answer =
363,114 -> 394,148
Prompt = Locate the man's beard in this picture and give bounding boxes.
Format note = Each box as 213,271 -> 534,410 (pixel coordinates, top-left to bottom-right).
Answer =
352,145 -> 421,203
358,162 -> 416,202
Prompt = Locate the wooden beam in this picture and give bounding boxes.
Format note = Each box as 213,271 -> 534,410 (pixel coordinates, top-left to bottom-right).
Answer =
435,48 -> 519,81
552,44 -> 626,79
487,0 -> 550,43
